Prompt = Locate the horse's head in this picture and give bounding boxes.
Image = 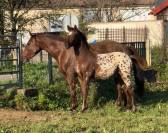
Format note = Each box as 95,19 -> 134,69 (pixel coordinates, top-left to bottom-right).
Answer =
66,25 -> 87,49
22,33 -> 41,62
144,69 -> 157,83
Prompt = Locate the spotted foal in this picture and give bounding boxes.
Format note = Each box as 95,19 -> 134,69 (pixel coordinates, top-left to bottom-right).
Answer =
96,52 -> 135,110
67,25 -> 136,111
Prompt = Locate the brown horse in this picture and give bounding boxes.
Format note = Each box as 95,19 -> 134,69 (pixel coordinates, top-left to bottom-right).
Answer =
22,32 -> 79,110
66,25 -> 137,111
22,31 -> 155,111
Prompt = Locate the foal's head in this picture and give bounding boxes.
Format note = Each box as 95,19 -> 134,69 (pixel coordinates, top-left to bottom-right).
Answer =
22,33 -> 41,62
66,25 -> 88,49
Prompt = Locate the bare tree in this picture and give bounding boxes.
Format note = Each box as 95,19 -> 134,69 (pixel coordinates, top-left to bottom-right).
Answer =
83,0 -> 149,23
0,0 -> 66,42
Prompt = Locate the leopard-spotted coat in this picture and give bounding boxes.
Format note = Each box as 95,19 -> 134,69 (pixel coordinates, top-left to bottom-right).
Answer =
96,52 -> 132,88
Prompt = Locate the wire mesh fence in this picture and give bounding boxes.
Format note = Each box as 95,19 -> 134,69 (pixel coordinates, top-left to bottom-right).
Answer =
97,27 -> 147,58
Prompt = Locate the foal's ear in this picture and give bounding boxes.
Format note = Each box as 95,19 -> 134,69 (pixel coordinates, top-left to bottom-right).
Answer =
74,25 -> 78,30
67,25 -> 73,31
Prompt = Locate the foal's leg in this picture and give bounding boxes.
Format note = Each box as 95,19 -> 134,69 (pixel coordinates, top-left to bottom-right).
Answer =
124,80 -> 136,111
115,83 -> 122,106
127,85 -> 136,111
114,75 -> 123,106
114,73 -> 128,107
67,74 -> 78,111
120,73 -> 136,111
68,79 -> 78,111
78,77 -> 89,112
123,85 -> 132,109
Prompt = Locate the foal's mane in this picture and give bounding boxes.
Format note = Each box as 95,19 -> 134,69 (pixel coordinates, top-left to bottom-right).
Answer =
77,30 -> 88,43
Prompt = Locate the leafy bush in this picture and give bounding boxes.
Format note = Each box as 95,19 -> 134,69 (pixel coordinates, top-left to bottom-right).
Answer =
0,62 -> 116,111
149,47 -> 168,90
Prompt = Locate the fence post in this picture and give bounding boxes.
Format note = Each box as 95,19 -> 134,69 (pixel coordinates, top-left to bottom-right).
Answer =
48,53 -> 53,84
18,40 -> 23,87
105,28 -> 109,40
40,51 -> 43,62
123,26 -> 126,42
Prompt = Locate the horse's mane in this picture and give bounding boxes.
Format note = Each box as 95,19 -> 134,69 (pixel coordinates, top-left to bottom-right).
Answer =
32,32 -> 60,36
34,33 -> 67,43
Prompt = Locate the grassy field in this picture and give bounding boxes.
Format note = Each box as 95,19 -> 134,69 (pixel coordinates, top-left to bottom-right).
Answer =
0,59 -> 168,132
0,100 -> 168,133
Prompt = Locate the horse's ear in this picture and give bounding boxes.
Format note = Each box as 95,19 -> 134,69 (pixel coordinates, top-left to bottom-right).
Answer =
28,31 -> 32,36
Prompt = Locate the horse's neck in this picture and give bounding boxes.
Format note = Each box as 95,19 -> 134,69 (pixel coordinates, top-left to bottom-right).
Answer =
39,36 -> 66,63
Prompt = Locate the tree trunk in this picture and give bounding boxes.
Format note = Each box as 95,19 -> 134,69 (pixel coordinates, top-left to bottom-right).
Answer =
10,10 -> 17,43
0,8 -> 4,35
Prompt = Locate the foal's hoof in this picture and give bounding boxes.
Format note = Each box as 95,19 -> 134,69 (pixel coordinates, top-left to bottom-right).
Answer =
126,104 -> 132,110
132,106 -> 137,112
70,105 -> 78,112
126,105 -> 137,112
115,101 -> 121,107
81,107 -> 88,113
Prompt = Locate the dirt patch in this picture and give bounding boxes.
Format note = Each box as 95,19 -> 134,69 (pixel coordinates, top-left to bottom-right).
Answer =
0,108 -> 61,122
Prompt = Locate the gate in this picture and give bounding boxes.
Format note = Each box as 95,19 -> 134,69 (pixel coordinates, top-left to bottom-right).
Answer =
0,38 -> 23,88
97,27 -> 147,58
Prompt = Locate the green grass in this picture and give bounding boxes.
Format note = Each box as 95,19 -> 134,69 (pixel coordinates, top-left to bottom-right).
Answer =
0,104 -> 168,133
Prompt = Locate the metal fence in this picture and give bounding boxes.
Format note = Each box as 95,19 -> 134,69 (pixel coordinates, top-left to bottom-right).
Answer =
0,39 -> 23,88
97,27 -> 147,58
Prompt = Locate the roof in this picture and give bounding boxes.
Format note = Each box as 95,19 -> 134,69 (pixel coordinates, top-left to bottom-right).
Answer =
149,0 -> 168,15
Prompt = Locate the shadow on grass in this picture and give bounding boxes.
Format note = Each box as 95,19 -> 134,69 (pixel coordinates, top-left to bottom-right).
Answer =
142,89 -> 168,105
92,77 -> 116,107
91,78 -> 168,108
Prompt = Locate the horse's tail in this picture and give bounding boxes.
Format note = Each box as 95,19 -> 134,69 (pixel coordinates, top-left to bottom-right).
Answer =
128,47 -> 147,97
132,62 -> 145,97
128,47 -> 148,70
